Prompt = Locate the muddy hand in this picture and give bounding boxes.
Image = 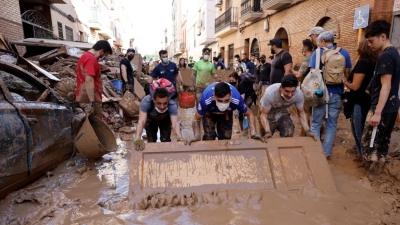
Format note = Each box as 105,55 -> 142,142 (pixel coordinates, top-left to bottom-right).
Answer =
178,137 -> 186,143
216,76 -> 222,82
305,130 -> 318,141
125,84 -> 130,90
178,86 -> 184,93
188,86 -> 195,92
134,139 -> 145,151
185,137 -> 200,146
261,131 -> 272,143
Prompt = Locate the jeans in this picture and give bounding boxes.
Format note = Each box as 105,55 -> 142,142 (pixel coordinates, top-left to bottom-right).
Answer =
350,104 -> 365,156
202,112 -> 233,140
361,110 -> 398,162
311,94 -> 342,157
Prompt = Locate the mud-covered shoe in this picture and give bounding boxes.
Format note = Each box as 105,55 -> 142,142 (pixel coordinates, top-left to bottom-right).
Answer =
367,161 -> 380,182
377,158 -> 386,175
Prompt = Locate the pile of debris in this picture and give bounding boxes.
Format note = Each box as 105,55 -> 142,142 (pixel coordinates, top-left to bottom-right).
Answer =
0,38 -> 150,131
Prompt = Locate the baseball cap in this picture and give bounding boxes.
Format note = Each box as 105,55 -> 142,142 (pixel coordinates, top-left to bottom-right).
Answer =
267,38 -> 282,46
308,26 -> 324,36
260,54 -> 266,59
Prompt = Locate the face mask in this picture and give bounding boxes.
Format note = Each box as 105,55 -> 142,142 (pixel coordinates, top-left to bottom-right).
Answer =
203,55 -> 210,61
128,55 -> 134,61
185,61 -> 188,64
261,59 -> 266,64
254,62 -> 257,66
155,106 -> 168,113
229,82 -> 236,86
162,58 -> 169,64
216,101 -> 230,111
281,92 -> 291,102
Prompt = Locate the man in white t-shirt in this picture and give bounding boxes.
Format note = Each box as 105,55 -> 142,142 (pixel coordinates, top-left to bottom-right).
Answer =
259,74 -> 317,142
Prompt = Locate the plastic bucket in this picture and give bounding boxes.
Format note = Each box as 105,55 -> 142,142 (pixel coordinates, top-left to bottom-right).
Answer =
178,92 -> 196,108
74,116 -> 116,159
111,79 -> 123,94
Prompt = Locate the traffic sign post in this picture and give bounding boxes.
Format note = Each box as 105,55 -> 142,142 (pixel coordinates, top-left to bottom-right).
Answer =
353,5 -> 370,30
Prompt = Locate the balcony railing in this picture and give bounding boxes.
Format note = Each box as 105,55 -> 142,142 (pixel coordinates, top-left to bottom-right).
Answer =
241,0 -> 261,15
261,0 -> 292,10
215,7 -> 239,33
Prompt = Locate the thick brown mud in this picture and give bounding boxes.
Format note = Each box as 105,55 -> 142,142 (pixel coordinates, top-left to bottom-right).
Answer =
1,108 -> 400,224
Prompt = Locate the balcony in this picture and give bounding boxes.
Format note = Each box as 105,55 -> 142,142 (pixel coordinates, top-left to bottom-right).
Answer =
261,0 -> 291,10
89,7 -> 113,39
240,0 -> 262,23
214,7 -> 239,38
113,37 -> 123,47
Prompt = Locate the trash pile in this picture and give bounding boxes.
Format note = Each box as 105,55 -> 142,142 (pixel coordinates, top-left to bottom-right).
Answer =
0,39 -> 150,131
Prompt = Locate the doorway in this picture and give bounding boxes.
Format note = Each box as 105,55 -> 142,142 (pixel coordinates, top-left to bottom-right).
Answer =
391,14 -> 400,54
274,28 -> 289,52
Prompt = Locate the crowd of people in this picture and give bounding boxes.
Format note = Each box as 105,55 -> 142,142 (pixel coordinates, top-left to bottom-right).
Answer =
75,19 -> 399,181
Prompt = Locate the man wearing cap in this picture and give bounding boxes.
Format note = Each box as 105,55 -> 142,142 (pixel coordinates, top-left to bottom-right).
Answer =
259,74 -> 317,143
190,47 -> 221,103
186,82 -> 261,145
150,50 -> 184,97
133,78 -> 185,151
308,26 -> 324,49
120,48 -> 136,93
268,38 -> 293,85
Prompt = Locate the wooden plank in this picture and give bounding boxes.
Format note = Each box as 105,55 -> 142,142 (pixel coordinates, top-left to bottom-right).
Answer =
134,77 -> 146,100
179,68 -> 193,86
129,137 -> 337,197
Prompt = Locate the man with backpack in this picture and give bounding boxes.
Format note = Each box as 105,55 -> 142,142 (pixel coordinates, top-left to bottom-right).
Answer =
308,31 -> 352,159
259,74 -> 317,142
133,78 -> 185,151
362,20 -> 400,180
268,38 -> 293,84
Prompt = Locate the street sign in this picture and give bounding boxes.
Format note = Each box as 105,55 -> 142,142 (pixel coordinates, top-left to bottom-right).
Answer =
353,5 -> 370,29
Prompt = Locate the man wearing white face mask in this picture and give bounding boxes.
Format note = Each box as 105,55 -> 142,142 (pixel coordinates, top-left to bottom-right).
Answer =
150,50 -> 183,99
259,74 -> 317,143
133,78 -> 185,151
189,47 -> 221,103
186,82 -> 261,145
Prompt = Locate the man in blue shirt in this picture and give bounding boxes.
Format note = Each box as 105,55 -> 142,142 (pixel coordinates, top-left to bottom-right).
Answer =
186,82 -> 260,145
242,53 -> 255,74
150,50 -> 184,97
308,31 -> 352,159
217,53 -> 227,70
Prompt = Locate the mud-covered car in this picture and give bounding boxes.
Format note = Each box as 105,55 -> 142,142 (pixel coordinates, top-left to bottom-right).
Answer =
0,60 -> 73,199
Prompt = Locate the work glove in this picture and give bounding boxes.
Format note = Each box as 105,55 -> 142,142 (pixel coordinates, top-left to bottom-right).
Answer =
134,139 -> 145,151
250,134 -> 261,140
305,130 -> 318,141
260,131 -> 272,143
188,86 -> 195,92
178,86 -> 184,93
185,120 -> 201,146
178,137 -> 186,142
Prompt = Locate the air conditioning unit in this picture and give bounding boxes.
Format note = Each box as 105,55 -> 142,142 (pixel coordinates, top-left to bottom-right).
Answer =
197,20 -> 203,28
264,21 -> 269,31
216,0 -> 222,6
197,29 -> 201,36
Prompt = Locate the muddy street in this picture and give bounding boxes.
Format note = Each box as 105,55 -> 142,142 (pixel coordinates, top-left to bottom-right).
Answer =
1,108 -> 400,224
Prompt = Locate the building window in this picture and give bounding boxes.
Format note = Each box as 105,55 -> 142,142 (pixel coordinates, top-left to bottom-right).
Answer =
58,22 -> 63,40
65,26 -> 73,41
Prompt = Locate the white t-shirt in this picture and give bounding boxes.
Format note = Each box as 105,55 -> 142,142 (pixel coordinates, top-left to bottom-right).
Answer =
260,83 -> 304,122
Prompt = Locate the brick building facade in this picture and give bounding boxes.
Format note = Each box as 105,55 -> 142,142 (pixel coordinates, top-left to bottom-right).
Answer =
216,0 -> 395,69
0,0 -> 24,44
